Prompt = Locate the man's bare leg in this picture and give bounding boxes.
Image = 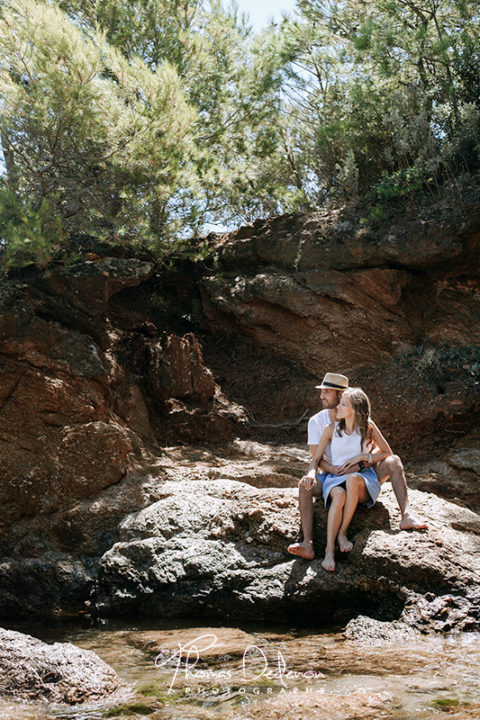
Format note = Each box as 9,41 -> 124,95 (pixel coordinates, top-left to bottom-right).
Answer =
337,474 -> 369,551
376,455 -> 428,530
288,479 -> 322,559
322,486 -> 346,572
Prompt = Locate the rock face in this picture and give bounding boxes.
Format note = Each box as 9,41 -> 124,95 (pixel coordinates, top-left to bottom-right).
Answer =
0,255 -> 246,556
0,627 -> 125,703
200,208 -> 480,455
412,427 -> 480,512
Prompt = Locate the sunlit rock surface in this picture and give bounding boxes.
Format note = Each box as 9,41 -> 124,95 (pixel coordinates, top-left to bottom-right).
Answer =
0,628 -> 125,703
244,690 -> 394,720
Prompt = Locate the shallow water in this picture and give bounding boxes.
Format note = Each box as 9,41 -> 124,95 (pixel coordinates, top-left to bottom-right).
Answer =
2,618 -> 480,719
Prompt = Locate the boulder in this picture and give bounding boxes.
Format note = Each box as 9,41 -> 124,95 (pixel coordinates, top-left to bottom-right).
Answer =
0,554 -> 98,617
0,627 -> 125,703
0,439 -> 478,632
94,478 -> 480,631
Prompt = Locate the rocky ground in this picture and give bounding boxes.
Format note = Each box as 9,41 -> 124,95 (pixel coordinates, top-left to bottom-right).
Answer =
94,468 -> 480,630
0,440 -> 479,635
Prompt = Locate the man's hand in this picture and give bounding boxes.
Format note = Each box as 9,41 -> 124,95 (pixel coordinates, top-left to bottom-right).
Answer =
300,475 -> 316,491
337,461 -> 361,476
328,465 -> 342,476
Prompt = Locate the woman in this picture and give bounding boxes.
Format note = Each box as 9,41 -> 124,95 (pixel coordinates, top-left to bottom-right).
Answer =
302,387 -> 392,572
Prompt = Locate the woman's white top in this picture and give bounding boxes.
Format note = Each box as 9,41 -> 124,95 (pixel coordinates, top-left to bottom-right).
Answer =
330,422 -> 366,466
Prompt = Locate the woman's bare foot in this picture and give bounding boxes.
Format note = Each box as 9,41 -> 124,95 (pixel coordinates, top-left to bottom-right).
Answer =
399,512 -> 428,530
338,533 -> 353,552
322,550 -> 335,572
287,541 -> 315,560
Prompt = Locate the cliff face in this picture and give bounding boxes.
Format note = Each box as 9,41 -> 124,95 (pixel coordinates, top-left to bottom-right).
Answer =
199,208 -> 480,454
0,255 -> 247,554
0,203 -> 479,621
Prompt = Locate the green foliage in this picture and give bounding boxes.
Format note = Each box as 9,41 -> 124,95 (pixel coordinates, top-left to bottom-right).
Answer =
51,0 -> 288,227
431,697 -> 460,708
269,0 -> 480,209
135,682 -> 185,702
0,0 -> 197,247
0,185 -> 64,272
105,701 -> 156,716
375,167 -> 427,201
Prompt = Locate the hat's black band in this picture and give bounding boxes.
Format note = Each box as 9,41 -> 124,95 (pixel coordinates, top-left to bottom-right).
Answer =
321,381 -> 347,389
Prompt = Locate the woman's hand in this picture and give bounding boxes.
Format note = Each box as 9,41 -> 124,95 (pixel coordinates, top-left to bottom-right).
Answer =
338,454 -> 366,474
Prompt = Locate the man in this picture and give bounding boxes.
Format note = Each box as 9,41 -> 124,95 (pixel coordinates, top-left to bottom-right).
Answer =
288,371 -> 427,561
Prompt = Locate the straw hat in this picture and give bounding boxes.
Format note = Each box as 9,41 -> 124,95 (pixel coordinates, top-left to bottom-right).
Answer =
315,372 -> 349,390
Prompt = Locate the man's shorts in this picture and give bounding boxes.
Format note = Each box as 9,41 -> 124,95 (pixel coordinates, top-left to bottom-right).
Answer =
313,472 -> 328,500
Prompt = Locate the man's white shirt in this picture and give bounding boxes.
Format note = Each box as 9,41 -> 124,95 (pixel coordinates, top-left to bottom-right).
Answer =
307,409 -> 333,461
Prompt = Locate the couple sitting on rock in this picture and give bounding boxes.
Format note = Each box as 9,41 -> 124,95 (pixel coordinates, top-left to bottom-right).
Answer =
288,372 -> 427,572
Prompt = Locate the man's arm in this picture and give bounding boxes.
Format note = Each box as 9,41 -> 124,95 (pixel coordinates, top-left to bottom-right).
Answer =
302,424 -> 336,487
309,445 -> 332,472
308,445 -> 342,475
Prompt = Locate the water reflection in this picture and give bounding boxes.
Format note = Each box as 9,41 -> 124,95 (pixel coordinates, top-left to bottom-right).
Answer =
1,619 -> 480,719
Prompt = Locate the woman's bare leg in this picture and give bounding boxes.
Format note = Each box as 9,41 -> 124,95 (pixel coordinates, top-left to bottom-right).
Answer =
337,474 -> 369,552
322,486 -> 346,572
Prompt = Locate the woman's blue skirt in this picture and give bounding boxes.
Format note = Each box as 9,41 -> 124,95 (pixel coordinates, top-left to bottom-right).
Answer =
318,466 -> 380,508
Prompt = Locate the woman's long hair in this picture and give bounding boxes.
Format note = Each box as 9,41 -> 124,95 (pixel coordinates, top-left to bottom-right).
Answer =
337,387 -> 372,447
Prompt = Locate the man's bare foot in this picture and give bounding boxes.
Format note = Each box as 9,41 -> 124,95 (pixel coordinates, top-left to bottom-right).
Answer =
399,512 -> 428,531
287,541 -> 315,560
338,533 -> 353,552
322,551 -> 335,572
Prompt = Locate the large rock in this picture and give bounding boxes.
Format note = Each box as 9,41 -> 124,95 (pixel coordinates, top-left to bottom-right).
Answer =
0,627 -> 125,703
0,441 -> 302,614
0,440 -> 478,631
94,478 -> 480,632
0,554 -> 98,617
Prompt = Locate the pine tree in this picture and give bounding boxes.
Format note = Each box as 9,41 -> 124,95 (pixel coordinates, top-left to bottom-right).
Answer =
0,0 -> 195,250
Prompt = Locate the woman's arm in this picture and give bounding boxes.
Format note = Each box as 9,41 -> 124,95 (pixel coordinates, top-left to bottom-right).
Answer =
337,421 -> 392,472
